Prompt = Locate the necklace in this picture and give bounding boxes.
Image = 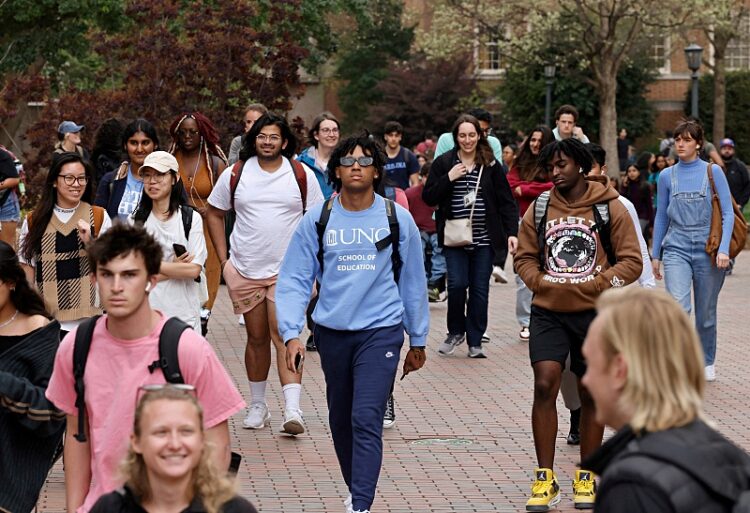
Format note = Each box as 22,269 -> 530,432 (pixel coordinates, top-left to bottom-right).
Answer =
0,309 -> 18,329
54,203 -> 79,214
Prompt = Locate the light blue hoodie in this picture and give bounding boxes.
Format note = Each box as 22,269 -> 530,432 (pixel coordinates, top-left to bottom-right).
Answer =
277,194 -> 429,346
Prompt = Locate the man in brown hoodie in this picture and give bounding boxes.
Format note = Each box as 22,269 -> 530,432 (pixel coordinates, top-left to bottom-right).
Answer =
514,138 -> 642,511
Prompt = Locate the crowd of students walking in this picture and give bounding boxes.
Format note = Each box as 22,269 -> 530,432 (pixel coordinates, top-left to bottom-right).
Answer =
0,104 -> 748,513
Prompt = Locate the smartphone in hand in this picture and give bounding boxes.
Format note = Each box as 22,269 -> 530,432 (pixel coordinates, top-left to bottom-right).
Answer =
173,243 -> 188,257
294,352 -> 303,373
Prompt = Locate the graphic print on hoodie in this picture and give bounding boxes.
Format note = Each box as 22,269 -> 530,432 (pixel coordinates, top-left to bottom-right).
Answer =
514,176 -> 643,312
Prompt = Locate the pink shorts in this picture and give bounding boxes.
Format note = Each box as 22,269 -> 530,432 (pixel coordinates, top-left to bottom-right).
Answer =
223,260 -> 276,315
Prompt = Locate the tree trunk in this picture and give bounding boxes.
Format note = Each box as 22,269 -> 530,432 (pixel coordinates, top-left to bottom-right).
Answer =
597,74 -> 620,179
712,39 -> 728,144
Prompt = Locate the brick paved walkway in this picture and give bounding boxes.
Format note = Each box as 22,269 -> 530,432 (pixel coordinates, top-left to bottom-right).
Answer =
37,253 -> 750,512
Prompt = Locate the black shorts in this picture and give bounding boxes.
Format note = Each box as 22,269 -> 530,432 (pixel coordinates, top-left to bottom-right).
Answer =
529,305 -> 597,378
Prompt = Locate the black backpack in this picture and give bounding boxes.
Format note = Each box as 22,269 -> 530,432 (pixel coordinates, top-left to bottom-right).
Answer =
533,190 -> 616,269
72,315 -> 191,443
315,197 -> 402,283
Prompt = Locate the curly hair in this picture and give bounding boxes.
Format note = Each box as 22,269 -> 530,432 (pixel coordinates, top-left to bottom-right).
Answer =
326,132 -> 386,193
120,388 -> 236,513
168,112 -> 228,185
537,137 -> 594,175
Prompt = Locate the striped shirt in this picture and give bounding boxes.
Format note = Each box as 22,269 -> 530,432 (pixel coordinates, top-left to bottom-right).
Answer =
450,165 -> 490,246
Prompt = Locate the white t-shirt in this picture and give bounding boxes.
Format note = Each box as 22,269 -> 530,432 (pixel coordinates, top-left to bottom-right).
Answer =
208,157 -> 324,279
140,208 -> 207,330
617,196 -> 656,289
19,206 -> 113,332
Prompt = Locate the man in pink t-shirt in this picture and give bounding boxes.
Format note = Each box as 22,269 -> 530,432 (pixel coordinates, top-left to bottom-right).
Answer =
46,224 -> 245,513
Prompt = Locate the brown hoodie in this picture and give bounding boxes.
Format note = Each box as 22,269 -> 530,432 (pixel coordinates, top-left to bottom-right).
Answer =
514,176 -> 642,312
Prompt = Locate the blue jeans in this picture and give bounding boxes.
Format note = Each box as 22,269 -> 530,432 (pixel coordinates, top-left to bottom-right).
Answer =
420,231 -> 445,284
444,245 -> 494,347
315,323 -> 403,511
0,191 -> 20,222
515,273 -> 532,327
662,168 -> 725,365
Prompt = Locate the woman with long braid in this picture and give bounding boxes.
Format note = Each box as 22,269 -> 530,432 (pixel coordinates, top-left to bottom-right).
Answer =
169,112 -> 228,336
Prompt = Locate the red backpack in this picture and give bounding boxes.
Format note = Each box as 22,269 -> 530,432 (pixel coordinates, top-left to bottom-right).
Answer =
229,158 -> 307,213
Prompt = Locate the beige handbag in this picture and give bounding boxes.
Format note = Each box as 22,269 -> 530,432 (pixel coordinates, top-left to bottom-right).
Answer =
443,165 -> 483,247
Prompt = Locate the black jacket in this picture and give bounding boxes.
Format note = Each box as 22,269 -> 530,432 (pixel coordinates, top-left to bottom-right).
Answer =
91,486 -> 259,513
0,321 -> 65,513
583,420 -> 750,513
422,149 -> 518,251
724,157 -> 750,207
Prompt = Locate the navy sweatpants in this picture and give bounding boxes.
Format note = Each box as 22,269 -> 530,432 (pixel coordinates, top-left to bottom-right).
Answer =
315,323 -> 404,511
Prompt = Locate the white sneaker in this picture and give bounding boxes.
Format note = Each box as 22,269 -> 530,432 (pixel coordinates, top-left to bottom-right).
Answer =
238,314 -> 246,326
344,494 -> 353,513
519,326 -> 530,342
705,365 -> 716,382
242,403 -> 270,429
280,408 -> 306,435
492,266 -> 508,283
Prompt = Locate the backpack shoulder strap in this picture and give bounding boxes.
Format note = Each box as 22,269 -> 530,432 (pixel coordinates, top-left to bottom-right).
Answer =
592,202 -> 616,266
73,315 -> 102,442
148,317 -> 191,384
315,197 -> 336,274
379,199 -> 402,283
92,206 -> 105,238
534,190 -> 551,229
534,191 -> 551,269
229,161 -> 244,211
290,159 -> 308,214
180,205 -> 193,241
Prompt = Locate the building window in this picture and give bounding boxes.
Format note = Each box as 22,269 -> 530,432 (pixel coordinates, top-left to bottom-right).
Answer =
727,14 -> 750,70
651,36 -> 671,74
479,40 -> 502,72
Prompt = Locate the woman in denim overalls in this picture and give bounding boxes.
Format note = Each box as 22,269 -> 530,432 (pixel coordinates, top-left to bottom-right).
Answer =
651,120 -> 734,382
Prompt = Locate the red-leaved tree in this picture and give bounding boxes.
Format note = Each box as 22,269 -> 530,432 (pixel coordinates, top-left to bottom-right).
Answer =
18,0 -> 312,194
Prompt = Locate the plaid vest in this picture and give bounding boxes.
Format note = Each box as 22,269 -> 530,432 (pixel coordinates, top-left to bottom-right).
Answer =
35,202 -> 101,321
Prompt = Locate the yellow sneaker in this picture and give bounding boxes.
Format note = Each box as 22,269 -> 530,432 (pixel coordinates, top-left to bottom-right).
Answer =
526,468 -> 561,511
573,469 -> 596,509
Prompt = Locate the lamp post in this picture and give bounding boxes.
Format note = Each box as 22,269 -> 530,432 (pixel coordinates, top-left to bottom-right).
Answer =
684,44 -> 703,118
544,62 -> 556,127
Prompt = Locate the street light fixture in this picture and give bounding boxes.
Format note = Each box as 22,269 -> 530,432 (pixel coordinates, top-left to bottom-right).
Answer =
684,43 -> 703,118
544,62 -> 556,127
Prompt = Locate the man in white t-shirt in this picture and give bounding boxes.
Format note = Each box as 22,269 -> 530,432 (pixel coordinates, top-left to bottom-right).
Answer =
206,113 -> 323,435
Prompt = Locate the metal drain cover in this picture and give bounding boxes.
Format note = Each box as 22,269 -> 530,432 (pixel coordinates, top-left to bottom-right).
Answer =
410,438 -> 473,446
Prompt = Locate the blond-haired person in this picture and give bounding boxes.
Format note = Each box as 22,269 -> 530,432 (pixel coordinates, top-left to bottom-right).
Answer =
581,287 -> 750,512
90,386 -> 258,513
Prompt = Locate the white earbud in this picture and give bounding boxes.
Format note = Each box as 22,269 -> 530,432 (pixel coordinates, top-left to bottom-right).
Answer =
145,283 -> 151,293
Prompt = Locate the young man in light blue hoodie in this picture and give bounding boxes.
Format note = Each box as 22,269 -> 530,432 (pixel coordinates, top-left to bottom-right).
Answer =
277,134 -> 429,513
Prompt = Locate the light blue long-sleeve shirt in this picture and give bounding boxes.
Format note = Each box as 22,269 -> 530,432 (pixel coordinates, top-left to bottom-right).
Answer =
652,158 -> 735,257
276,194 -> 429,346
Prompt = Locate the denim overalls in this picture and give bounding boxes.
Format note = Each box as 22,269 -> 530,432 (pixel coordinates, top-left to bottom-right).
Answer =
662,166 -> 725,365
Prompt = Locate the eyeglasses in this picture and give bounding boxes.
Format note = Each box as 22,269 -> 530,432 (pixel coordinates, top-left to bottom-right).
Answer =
178,129 -> 199,137
135,383 -> 196,410
339,156 -> 374,167
139,172 -> 170,183
319,127 -> 339,135
58,175 -> 88,186
256,134 -> 282,143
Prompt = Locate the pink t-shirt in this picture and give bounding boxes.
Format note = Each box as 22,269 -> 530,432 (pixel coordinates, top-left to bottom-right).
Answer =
46,314 -> 246,513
